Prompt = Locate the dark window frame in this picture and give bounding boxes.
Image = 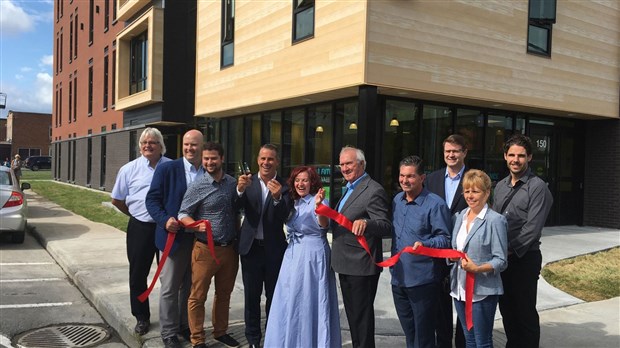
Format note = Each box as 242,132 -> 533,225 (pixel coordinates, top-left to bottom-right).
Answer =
221,0 -> 235,68
129,31 -> 148,94
527,0 -> 556,57
88,64 -> 93,116
292,0 -> 315,43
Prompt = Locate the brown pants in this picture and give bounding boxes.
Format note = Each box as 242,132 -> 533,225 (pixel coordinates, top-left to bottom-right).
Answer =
188,241 -> 239,345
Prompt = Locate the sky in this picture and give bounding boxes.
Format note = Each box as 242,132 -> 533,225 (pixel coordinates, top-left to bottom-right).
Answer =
0,0 -> 54,119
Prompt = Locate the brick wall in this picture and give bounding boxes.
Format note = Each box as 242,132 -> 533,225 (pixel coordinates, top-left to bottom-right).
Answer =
8,112 -> 51,157
584,119 -> 620,228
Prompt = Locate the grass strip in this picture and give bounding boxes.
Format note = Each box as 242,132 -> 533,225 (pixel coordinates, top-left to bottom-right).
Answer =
542,247 -> 620,302
26,180 -> 129,232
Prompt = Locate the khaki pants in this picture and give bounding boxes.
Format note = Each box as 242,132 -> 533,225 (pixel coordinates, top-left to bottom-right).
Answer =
188,241 -> 239,345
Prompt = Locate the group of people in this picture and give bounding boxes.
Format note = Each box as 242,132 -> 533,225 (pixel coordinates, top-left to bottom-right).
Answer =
111,127 -> 552,348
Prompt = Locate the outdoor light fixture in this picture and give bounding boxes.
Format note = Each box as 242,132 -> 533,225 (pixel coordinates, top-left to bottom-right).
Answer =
389,116 -> 400,127
315,125 -> 324,133
349,122 -> 358,130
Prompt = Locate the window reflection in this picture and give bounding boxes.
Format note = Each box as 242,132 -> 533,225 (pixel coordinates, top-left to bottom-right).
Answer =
283,109 -> 305,179
486,115 -> 513,183
382,99 -> 418,197
422,105 -> 453,173
456,109 -> 484,170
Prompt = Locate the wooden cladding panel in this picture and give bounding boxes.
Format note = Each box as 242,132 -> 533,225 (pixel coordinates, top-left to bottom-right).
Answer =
195,1 -> 367,117
366,0 -> 619,118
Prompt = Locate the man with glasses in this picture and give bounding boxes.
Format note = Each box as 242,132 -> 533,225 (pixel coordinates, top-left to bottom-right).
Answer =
425,134 -> 469,348
111,127 -> 171,336
331,146 -> 391,348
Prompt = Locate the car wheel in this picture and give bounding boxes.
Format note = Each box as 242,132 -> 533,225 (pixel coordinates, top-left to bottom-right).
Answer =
12,229 -> 25,244
32,165 -> 39,171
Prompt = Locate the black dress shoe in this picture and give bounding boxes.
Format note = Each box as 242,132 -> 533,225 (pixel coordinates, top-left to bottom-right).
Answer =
134,319 -> 150,336
214,334 -> 240,347
179,328 -> 191,341
248,344 -> 260,348
192,344 -> 208,348
162,336 -> 182,348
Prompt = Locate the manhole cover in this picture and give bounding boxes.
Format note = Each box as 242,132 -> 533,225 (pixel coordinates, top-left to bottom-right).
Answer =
17,324 -> 109,348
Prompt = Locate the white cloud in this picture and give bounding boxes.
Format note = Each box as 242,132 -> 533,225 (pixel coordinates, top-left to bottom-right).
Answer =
40,55 -> 53,67
20,67 -> 32,72
35,73 -> 53,108
0,74 -> 53,118
0,1 -> 35,36
14,74 -> 24,80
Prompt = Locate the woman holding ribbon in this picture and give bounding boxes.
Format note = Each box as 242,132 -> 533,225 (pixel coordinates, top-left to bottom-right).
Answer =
264,166 -> 341,348
450,169 -> 508,348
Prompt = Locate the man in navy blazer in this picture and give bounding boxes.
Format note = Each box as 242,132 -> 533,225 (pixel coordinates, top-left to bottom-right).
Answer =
331,146 -> 392,348
145,130 -> 204,348
425,134 -> 469,348
236,144 -> 292,348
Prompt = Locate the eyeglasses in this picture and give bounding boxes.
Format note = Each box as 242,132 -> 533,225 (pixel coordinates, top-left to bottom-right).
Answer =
140,141 -> 160,146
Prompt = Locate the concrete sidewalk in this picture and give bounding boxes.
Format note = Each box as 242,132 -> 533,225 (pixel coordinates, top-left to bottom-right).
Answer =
25,191 -> 620,348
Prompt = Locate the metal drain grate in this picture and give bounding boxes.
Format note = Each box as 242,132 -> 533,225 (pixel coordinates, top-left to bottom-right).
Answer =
17,324 -> 109,348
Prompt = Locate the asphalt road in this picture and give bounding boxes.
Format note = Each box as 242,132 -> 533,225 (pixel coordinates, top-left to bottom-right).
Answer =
0,229 -> 126,348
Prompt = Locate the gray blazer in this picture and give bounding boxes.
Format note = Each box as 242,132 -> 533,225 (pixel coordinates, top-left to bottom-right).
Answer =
331,174 -> 392,276
450,207 -> 508,296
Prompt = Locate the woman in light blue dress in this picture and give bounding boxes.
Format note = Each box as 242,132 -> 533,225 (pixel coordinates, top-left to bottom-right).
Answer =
264,166 -> 341,348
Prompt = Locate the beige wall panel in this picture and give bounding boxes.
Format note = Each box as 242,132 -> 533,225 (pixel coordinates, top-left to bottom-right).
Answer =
195,1 -> 367,117
366,0 -> 619,118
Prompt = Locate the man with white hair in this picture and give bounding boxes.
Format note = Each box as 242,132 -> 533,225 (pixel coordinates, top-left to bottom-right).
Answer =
112,127 -> 171,336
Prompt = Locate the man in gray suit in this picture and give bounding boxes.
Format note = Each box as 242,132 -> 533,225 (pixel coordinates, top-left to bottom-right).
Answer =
331,146 -> 392,348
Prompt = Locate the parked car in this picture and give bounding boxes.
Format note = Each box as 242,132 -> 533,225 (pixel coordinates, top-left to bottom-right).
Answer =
0,166 -> 30,243
24,155 -> 52,171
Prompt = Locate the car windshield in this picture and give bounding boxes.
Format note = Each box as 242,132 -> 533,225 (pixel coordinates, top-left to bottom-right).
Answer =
0,171 -> 12,186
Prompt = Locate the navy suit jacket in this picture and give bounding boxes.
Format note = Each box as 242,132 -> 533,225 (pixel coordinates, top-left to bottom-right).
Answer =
425,166 -> 469,216
145,158 -> 193,253
236,174 -> 292,257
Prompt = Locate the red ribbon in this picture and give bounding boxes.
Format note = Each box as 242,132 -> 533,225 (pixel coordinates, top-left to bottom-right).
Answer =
316,204 -> 474,330
138,219 -> 218,303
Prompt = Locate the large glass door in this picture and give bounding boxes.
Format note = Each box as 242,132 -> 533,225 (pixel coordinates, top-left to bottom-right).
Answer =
529,120 -> 583,225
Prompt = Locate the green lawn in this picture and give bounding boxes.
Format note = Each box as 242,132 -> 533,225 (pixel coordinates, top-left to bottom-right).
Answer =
542,247 -> 620,302
21,169 -> 53,181
27,180 -> 129,232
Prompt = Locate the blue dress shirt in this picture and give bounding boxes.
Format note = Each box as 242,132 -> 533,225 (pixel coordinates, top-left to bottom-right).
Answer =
390,188 -> 451,287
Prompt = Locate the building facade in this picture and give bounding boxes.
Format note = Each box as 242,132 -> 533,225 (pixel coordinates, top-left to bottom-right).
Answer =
195,0 -> 619,228
5,111 -> 52,160
52,0 -> 197,189
53,0 -> 620,228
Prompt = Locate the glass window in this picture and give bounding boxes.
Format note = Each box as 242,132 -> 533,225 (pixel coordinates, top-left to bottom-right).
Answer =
293,0 -> 314,42
283,108 -> 305,179
245,115 -> 262,173
262,112 -> 282,148
485,114 -> 513,183
529,0 -> 556,22
421,105 -> 453,173
527,24 -> 551,56
88,65 -> 93,115
307,104 -> 332,199
382,99 -> 419,196
226,118 -> 243,174
130,31 -> 148,94
456,108 -> 484,170
221,0 -> 235,67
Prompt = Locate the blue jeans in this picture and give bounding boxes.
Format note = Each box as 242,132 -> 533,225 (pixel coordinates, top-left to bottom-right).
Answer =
392,283 -> 438,348
454,295 -> 499,348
